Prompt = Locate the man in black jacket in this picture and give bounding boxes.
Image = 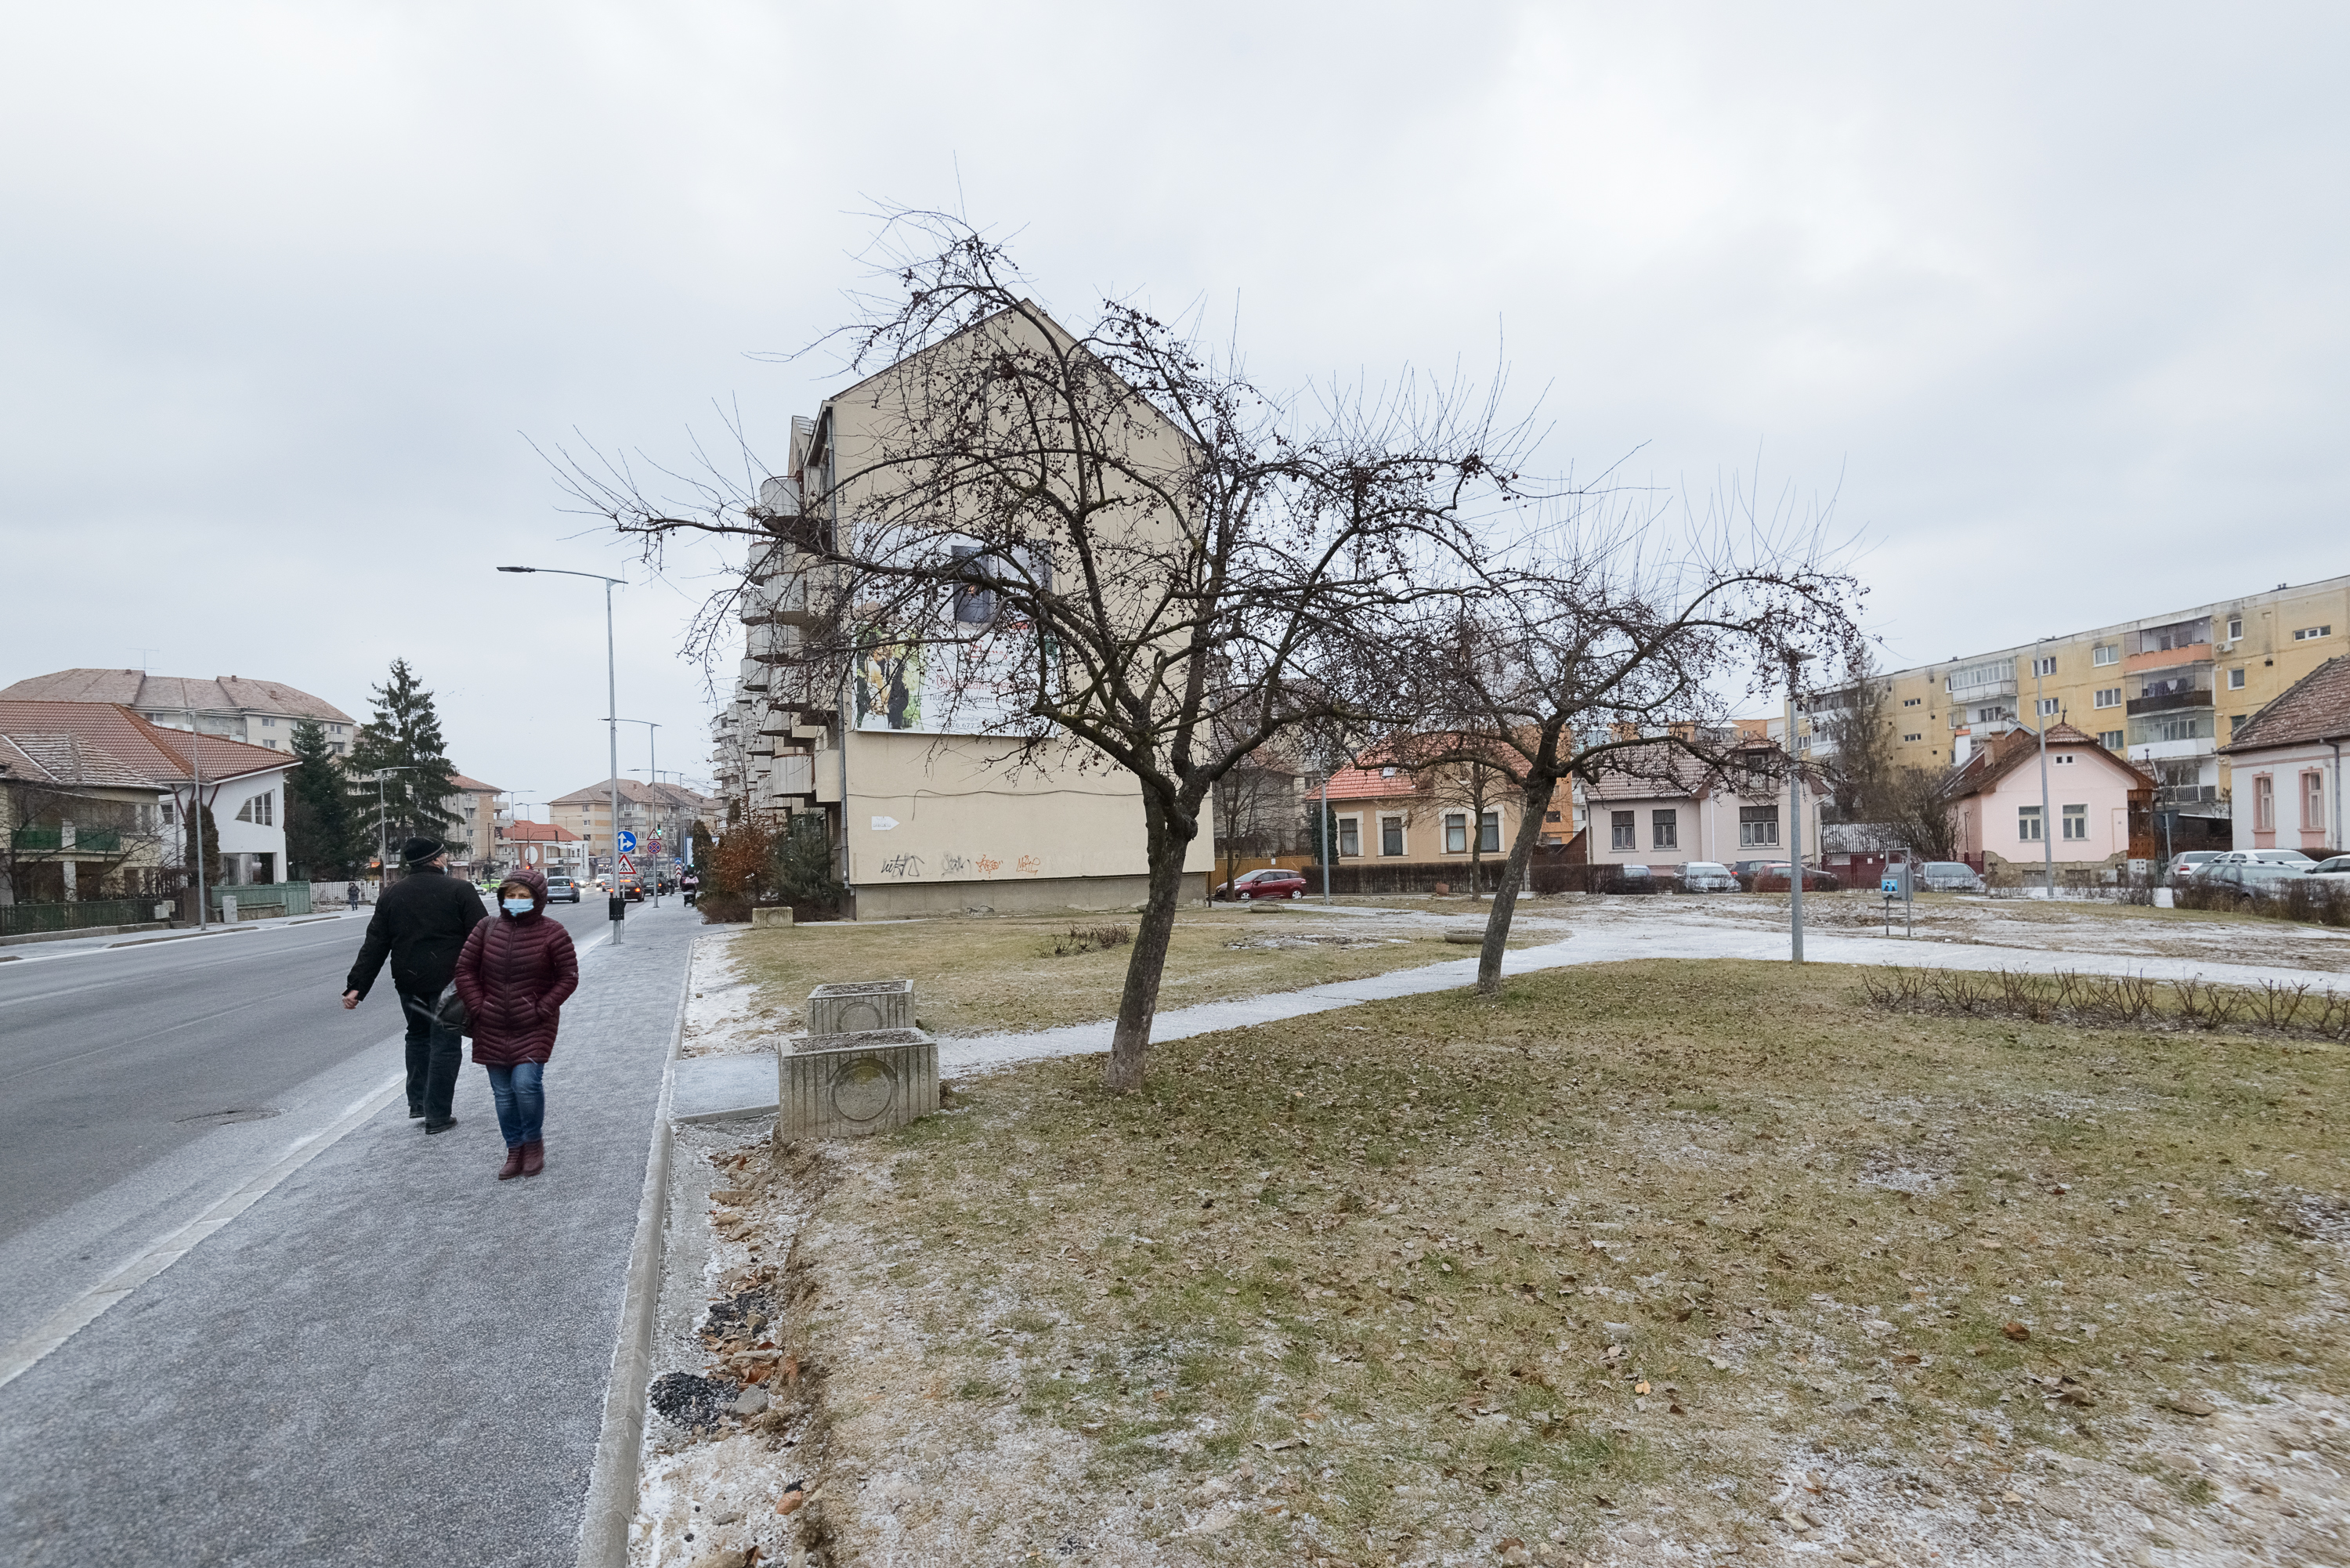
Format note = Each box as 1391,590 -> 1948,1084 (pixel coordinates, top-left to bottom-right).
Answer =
342,836 -> 489,1132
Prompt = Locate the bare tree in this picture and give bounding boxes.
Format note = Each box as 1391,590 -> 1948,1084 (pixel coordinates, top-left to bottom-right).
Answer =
1213,761 -> 1291,894
1879,766 -> 1961,862
1813,647 -> 1897,822
1379,493 -> 1863,994
557,215 -> 1532,1092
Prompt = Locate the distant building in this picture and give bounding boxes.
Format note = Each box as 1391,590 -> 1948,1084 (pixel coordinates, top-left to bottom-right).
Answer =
442,772 -> 503,873
2218,653 -> 2349,855
0,728 -> 169,904
1794,571 -> 2350,854
497,819 -> 587,877
0,700 -> 293,887
0,670 -> 355,755
548,779 -> 712,875
1943,722 -> 2156,877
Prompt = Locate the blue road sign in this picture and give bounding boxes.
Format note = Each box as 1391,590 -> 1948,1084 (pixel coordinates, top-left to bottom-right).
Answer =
616,830 -> 638,854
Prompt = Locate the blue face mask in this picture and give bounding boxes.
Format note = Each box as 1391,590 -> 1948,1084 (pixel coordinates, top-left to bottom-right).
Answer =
503,897 -> 535,916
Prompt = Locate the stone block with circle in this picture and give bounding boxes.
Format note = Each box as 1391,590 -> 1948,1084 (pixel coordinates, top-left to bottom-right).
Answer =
786,1025 -> 927,1057
805,978 -> 913,1038
776,1034 -> 937,1143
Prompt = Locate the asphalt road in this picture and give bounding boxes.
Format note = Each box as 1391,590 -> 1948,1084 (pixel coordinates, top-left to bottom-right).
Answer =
0,894 -> 699,1565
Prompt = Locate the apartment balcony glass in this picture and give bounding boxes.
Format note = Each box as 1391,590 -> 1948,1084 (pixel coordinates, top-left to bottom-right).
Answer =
2128,714 -> 2211,746
2124,688 -> 2213,717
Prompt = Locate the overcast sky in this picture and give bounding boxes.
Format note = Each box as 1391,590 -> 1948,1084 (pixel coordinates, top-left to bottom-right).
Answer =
7,2 -> 2345,800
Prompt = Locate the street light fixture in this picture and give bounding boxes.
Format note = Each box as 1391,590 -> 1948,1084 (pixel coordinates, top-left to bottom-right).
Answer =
499,565 -> 627,944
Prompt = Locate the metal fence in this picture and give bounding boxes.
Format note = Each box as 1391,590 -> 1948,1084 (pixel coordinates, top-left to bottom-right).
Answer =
311,879 -> 378,908
0,898 -> 167,938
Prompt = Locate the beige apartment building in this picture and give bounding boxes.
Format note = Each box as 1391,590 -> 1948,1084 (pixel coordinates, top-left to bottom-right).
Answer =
714,303 -> 1215,918
548,779 -> 711,877
1800,572 -> 2350,845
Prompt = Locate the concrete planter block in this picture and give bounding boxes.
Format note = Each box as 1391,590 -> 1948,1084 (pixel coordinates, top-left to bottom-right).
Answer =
776,1034 -> 937,1143
787,1026 -> 928,1056
752,906 -> 794,929
806,978 -> 913,1037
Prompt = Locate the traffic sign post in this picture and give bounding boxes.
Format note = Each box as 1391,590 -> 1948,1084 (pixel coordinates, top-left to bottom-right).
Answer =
616,830 -> 638,854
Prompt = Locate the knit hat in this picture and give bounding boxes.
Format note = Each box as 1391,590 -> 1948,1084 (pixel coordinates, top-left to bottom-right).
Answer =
400,836 -> 445,865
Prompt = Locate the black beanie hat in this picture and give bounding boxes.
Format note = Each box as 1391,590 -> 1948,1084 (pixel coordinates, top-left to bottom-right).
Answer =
400,836 -> 444,865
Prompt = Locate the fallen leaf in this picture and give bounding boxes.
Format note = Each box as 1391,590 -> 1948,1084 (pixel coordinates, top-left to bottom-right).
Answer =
2001,1321 -> 2031,1342
1635,1381 -> 1650,1395
2160,1395 -> 2218,1418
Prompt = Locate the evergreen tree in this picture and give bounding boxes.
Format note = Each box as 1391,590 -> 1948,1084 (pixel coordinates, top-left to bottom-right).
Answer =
345,658 -> 460,857
284,719 -> 360,877
185,801 -> 223,889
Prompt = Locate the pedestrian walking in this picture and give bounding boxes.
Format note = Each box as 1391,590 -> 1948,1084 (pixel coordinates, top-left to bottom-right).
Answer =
342,836 -> 488,1133
453,866 -> 577,1180
681,868 -> 700,907
345,879 -> 360,911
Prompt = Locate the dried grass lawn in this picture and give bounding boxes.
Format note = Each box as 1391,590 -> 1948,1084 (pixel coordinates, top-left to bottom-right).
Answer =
761,959 -> 2350,1566
730,907 -> 1540,1038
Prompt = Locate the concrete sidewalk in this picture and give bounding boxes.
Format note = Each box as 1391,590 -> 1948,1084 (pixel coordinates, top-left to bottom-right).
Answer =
0,902 -> 699,1567
667,911 -> 2350,1121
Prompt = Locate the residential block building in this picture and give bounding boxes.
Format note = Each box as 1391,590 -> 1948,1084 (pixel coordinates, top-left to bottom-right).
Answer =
548,779 -> 711,876
0,670 -> 356,754
1798,572 -> 2350,851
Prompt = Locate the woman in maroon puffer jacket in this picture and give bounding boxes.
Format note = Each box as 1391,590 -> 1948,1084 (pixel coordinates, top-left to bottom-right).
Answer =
454,865 -> 579,1180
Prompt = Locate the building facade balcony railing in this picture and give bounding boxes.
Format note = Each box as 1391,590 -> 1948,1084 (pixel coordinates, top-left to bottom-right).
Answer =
1946,678 -> 2019,703
2124,690 -> 2214,717
2157,784 -> 2222,806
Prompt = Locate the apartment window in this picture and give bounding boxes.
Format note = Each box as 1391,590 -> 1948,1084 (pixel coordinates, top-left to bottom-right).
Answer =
2052,753 -> 2075,764
2037,697 -> 2060,717
1609,811 -> 1636,851
2294,625 -> 2334,641
1737,805 -> 1779,847
1902,732 -> 1922,742
261,716 -> 277,727
1543,811 -> 1562,824
2032,656 -> 2057,677
1652,809 -> 1679,850
2018,805 -> 2042,842
2099,730 -> 2124,750
2305,771 -> 2326,833
2062,804 -> 2088,841
262,739 -> 277,749
2093,688 -> 2121,709
1379,816 -> 1405,857
1444,813 -> 1468,854
1902,696 -> 1922,706
234,791 -> 274,826
2093,644 -> 2118,666
1478,811 -> 1501,854
2228,667 -> 2246,690
2254,775 -> 2275,833
1337,817 -> 1360,858
2227,616 -> 2243,641
161,801 -> 176,825
329,724 -> 344,735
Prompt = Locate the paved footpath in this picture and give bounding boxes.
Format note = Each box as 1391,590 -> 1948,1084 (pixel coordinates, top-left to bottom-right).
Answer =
0,902 -> 698,1567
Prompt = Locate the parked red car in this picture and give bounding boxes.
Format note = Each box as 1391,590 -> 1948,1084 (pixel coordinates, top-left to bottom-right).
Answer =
1213,868 -> 1309,901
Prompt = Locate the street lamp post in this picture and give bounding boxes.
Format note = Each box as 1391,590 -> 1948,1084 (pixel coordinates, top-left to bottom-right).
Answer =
2034,638 -> 2055,898
499,565 -> 627,945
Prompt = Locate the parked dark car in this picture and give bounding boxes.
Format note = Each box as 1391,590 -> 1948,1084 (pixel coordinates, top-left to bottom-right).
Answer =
1917,861 -> 1987,893
1213,867 -> 1308,901
1751,862 -> 1842,892
2189,859 -> 2309,904
1606,863 -> 1660,894
1677,861 -> 1739,893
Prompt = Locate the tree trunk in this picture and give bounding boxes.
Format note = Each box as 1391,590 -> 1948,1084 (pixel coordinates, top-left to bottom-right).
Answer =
1477,776 -> 1557,995
1106,793 -> 1197,1094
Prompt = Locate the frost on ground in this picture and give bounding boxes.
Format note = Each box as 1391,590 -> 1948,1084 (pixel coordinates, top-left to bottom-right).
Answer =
683,929 -> 784,1059
675,958 -> 2350,1567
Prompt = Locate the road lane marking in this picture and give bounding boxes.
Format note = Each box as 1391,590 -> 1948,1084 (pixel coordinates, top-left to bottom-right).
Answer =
0,1066 -> 407,1392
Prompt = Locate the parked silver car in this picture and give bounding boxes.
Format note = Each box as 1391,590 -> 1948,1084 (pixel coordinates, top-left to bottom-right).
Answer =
2190,859 -> 2310,901
1677,861 -> 1739,893
2166,850 -> 2225,887
1916,861 -> 1986,893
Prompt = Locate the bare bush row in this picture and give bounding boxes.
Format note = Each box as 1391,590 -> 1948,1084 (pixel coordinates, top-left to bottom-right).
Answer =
1859,965 -> 2350,1040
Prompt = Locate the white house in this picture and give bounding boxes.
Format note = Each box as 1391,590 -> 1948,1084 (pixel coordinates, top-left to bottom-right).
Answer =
2220,654 -> 2349,855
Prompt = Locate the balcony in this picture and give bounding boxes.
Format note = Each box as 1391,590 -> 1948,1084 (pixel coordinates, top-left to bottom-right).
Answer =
10,826 -> 62,851
1946,677 -> 2018,703
2124,642 -> 2211,674
2157,784 -> 2222,806
2124,689 -> 2213,717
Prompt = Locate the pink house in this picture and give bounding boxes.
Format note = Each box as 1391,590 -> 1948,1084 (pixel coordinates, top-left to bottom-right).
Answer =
1947,722 -> 2154,875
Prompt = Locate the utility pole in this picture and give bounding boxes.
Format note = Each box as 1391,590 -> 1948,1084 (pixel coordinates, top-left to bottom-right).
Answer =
182,706 -> 208,930
2035,639 -> 2055,898
1785,649 -> 1812,963
500,565 -> 627,945
617,720 -> 662,906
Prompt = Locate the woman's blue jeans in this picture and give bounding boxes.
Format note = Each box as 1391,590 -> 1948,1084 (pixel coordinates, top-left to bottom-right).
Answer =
485,1062 -> 545,1148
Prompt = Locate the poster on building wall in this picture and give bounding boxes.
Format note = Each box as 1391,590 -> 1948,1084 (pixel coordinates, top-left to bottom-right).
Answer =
853,625 -> 1040,736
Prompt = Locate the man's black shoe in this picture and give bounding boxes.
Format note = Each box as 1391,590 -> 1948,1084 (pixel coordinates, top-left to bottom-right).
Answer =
423,1118 -> 458,1134
408,1107 -> 425,1119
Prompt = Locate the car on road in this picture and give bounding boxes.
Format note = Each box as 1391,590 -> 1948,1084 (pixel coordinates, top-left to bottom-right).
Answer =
2309,854 -> 2350,880
1917,861 -> 1987,893
1752,862 -> 1842,892
543,874 -> 581,903
1676,861 -> 1738,892
1214,867 -> 1307,901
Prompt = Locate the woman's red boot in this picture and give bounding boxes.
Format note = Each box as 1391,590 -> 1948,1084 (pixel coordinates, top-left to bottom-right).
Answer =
521,1140 -> 545,1176
498,1146 -> 526,1180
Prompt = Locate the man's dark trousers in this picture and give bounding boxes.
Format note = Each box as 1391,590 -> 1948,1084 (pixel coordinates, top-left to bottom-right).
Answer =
398,987 -> 462,1123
